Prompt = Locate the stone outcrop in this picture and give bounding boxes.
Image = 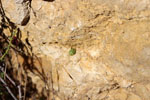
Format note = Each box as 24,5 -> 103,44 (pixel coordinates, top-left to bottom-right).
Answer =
1,0 -> 150,100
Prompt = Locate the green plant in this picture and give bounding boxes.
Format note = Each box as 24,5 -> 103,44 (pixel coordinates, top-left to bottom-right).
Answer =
0,29 -> 18,61
0,72 -> 4,79
0,85 -> 3,96
69,48 -> 76,56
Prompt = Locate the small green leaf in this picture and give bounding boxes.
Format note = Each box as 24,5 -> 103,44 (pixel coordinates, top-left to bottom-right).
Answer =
0,72 -> 4,78
69,48 -> 76,56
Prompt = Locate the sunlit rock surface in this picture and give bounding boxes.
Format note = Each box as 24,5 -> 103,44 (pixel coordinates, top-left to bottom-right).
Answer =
2,0 -> 150,100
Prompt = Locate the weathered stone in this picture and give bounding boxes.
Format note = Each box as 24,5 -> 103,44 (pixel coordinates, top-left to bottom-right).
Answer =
1,0 -> 30,25
1,0 -> 150,100
15,0 -> 31,25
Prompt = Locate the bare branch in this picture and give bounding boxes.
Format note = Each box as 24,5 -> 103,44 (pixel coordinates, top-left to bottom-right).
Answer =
18,85 -> 22,100
0,65 -> 16,86
0,77 -> 18,100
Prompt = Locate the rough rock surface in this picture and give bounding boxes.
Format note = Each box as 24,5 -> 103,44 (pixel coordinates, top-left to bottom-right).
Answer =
2,0 -> 150,100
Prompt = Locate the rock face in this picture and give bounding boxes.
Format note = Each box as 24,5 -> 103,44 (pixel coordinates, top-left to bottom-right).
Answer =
1,0 -> 150,100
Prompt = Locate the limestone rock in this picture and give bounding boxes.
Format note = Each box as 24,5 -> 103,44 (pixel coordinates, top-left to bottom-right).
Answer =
2,0 -> 31,25
15,0 -> 31,25
2,0 -> 150,100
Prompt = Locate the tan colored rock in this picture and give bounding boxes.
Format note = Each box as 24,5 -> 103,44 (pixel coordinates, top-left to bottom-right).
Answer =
2,0 -> 150,100
1,0 -> 30,25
